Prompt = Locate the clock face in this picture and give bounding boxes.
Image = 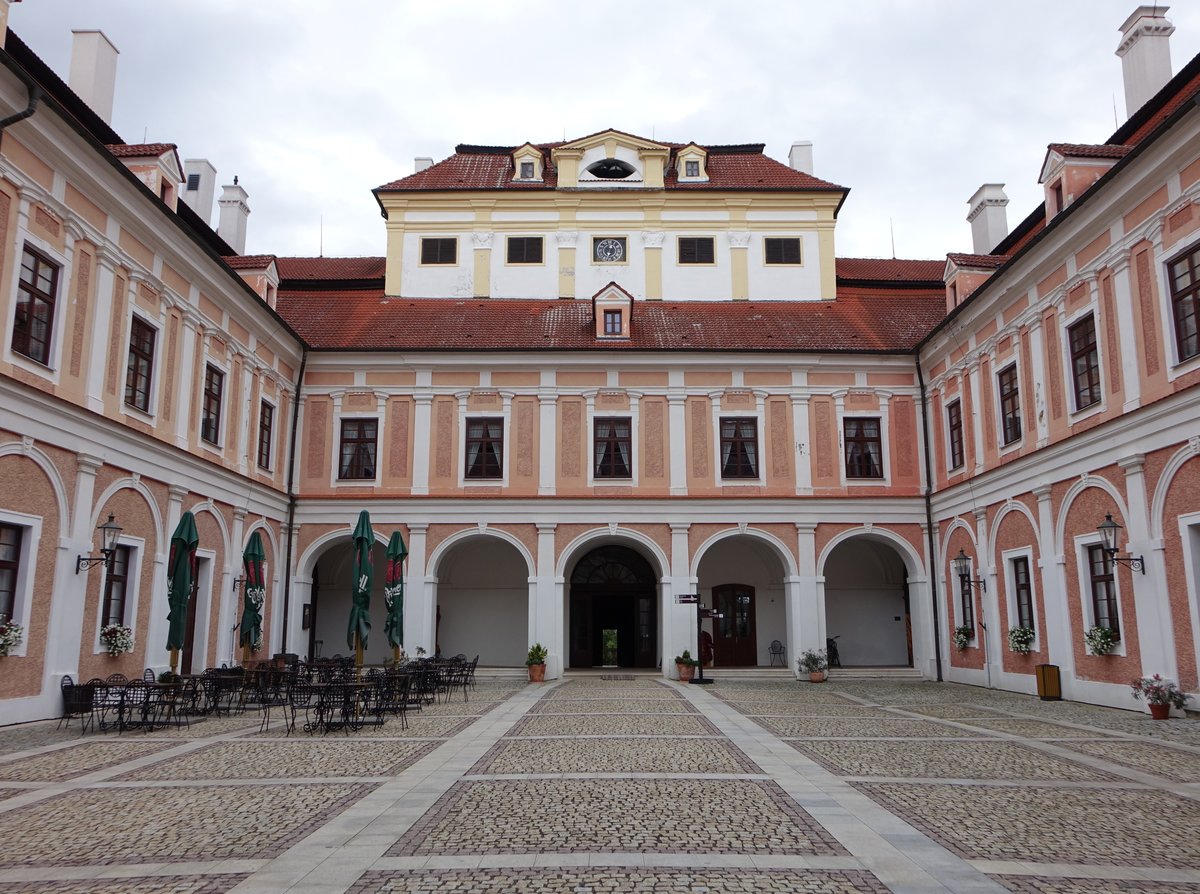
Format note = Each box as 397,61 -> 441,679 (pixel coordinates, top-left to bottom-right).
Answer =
595,238 -> 625,262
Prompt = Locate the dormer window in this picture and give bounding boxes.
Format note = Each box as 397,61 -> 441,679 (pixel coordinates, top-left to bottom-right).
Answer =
519,161 -> 534,179
586,158 -> 637,179
685,160 -> 699,177
511,143 -> 543,182
1051,180 -> 1065,214
676,144 -> 708,182
591,282 -> 634,339
604,309 -> 623,335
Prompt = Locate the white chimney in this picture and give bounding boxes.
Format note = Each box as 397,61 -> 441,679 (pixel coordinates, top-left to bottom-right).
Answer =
217,180 -> 250,254
0,1 -> 15,49
68,30 -> 119,125
415,156 -> 433,172
788,141 -> 814,175
1117,6 -> 1175,118
180,158 -> 218,225
966,183 -> 1009,254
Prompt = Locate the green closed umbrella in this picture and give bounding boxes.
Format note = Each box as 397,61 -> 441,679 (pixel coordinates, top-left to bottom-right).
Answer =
239,531 -> 266,664
384,530 -> 408,660
166,511 -> 199,673
348,510 -> 373,666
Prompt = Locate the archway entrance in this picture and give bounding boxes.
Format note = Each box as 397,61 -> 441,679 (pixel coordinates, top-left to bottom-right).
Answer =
696,535 -> 787,667
306,538 -> 390,663
434,536 -> 528,666
823,538 -> 912,667
568,545 -> 657,668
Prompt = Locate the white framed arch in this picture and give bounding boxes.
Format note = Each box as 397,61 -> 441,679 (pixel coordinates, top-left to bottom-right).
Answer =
92,477 -> 165,550
295,526 -> 392,581
186,501 -> 231,559
1053,475 -> 1130,556
689,526 -> 799,579
242,518 -> 281,561
0,441 -> 70,532
1151,443 -> 1200,540
987,500 -> 1041,561
427,526 -> 536,579
818,524 -> 927,578
937,515 -> 978,559
555,525 -> 671,580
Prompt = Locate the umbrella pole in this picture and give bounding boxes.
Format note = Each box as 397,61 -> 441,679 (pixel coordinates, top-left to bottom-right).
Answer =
393,645 -> 400,663
242,644 -> 250,666
169,647 -> 179,675
355,633 -> 364,668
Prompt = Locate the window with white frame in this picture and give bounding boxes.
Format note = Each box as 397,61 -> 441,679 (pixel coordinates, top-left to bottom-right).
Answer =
101,545 -> 132,626
1086,543 -> 1120,640
594,417 -> 632,479
946,399 -> 964,470
1168,240 -> 1200,363
125,316 -> 156,412
0,511 -> 39,653
1069,314 -> 1101,410
464,417 -> 503,479
843,417 -> 883,479
997,363 -> 1021,446
338,418 -> 378,480
0,523 -> 22,624
257,400 -> 274,471
957,558 -> 976,636
1010,554 -> 1035,632
200,364 -> 224,445
719,417 -> 758,479
12,244 -> 60,366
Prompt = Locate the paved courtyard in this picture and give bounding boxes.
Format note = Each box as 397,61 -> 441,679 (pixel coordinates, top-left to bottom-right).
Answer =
0,676 -> 1197,893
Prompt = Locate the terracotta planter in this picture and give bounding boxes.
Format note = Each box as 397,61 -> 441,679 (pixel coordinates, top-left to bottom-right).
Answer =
676,663 -> 695,683
528,663 -> 546,683
1149,702 -> 1171,720
809,671 -> 825,683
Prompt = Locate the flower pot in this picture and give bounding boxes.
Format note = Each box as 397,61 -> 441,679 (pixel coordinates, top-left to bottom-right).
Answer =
528,663 -> 546,683
809,671 -> 825,683
1149,702 -> 1171,720
676,663 -> 695,683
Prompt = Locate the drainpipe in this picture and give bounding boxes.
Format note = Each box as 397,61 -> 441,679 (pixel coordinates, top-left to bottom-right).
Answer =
0,62 -> 41,133
916,353 -> 944,682
279,347 -> 308,653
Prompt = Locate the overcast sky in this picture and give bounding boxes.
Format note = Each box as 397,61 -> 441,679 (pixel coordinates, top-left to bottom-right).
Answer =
10,2 -> 1200,262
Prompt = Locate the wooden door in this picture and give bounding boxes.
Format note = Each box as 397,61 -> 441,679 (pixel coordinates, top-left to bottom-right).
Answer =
711,584 -> 757,666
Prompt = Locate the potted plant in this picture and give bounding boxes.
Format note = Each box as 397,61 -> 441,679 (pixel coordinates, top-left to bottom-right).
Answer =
526,642 -> 548,682
674,649 -> 698,682
99,624 -> 134,657
1008,626 -> 1035,655
1131,673 -> 1190,719
953,625 -> 973,651
0,620 -> 23,656
798,648 -> 828,682
1085,625 -> 1117,656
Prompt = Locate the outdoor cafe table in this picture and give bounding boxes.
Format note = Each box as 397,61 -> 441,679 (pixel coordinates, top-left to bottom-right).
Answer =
301,680 -> 375,735
97,681 -> 183,732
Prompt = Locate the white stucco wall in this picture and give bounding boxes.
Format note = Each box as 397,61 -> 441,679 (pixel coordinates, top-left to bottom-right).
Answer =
435,537 -> 529,666
823,540 -> 911,666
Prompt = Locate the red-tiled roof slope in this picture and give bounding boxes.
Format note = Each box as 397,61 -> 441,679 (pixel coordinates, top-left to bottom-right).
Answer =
946,253 -> 1009,269
276,257 -> 387,281
275,294 -> 945,353
377,144 -> 843,193
223,254 -> 277,269
836,258 -> 944,282
105,142 -> 177,157
1046,143 -> 1132,160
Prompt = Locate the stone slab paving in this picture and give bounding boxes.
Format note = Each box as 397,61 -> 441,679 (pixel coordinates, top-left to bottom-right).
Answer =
470,736 -> 758,774
347,867 -> 892,893
1,676 -> 1197,894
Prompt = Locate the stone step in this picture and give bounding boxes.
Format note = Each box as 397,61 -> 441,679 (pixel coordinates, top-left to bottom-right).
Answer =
826,666 -> 925,680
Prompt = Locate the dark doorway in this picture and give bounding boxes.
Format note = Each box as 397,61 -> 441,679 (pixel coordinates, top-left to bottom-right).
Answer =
568,545 -> 656,668
711,583 -> 757,666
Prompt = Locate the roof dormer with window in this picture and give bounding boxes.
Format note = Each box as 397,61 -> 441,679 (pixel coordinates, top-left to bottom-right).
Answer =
592,282 -> 635,339
106,143 -> 184,211
675,143 -> 709,182
1039,143 -> 1131,220
511,143 -> 544,182
551,129 -> 670,189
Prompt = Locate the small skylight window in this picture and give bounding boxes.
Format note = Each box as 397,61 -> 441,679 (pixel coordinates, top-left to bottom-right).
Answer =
586,159 -> 636,179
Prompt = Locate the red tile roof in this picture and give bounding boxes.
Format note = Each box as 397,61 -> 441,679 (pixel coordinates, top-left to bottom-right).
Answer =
946,253 -> 1009,269
224,254 -> 277,270
276,257 -> 387,281
1046,143 -> 1132,160
377,142 -> 843,193
836,258 -> 944,282
275,293 -> 945,353
105,142 -> 178,157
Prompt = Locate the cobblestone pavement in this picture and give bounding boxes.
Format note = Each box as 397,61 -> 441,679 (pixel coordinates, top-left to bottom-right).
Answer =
0,676 -> 1197,894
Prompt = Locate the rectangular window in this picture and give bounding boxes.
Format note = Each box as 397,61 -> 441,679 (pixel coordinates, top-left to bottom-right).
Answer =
947,400 -> 964,470
843,417 -> 883,479
200,364 -> 224,445
764,237 -> 802,265
1012,555 -> 1034,631
685,160 -> 700,177
0,523 -> 21,623
101,545 -> 131,627
506,236 -> 543,264
677,237 -> 715,264
519,161 -> 534,179
465,417 -> 503,479
1168,242 -> 1200,362
998,364 -> 1021,445
420,237 -> 457,265
338,418 -> 378,480
257,401 -> 274,470
603,309 -> 622,335
719,418 -> 758,479
186,173 -> 201,191
1069,315 -> 1101,410
1087,544 -> 1120,640
13,245 -> 59,365
959,571 -> 975,632
124,317 -> 156,412
594,417 -> 632,479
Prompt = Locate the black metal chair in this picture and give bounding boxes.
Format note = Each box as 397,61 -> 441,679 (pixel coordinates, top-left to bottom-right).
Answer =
769,640 -> 785,666
59,675 -> 97,733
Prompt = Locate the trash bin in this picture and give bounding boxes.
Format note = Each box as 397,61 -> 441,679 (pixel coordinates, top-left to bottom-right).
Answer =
1035,664 -> 1061,701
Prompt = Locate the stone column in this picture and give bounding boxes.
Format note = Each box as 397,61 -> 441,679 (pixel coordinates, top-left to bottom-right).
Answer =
405,524 -> 429,654
411,394 -> 433,495
1109,254 -> 1142,412
666,522 -> 694,677
1026,316 -> 1050,448
535,522 -> 559,677
45,453 -> 103,679
1120,454 -> 1175,679
1034,484 -> 1074,692
667,393 -> 688,495
538,384 -> 557,495
791,392 -> 812,494
224,506 -> 247,665
792,524 -> 821,673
